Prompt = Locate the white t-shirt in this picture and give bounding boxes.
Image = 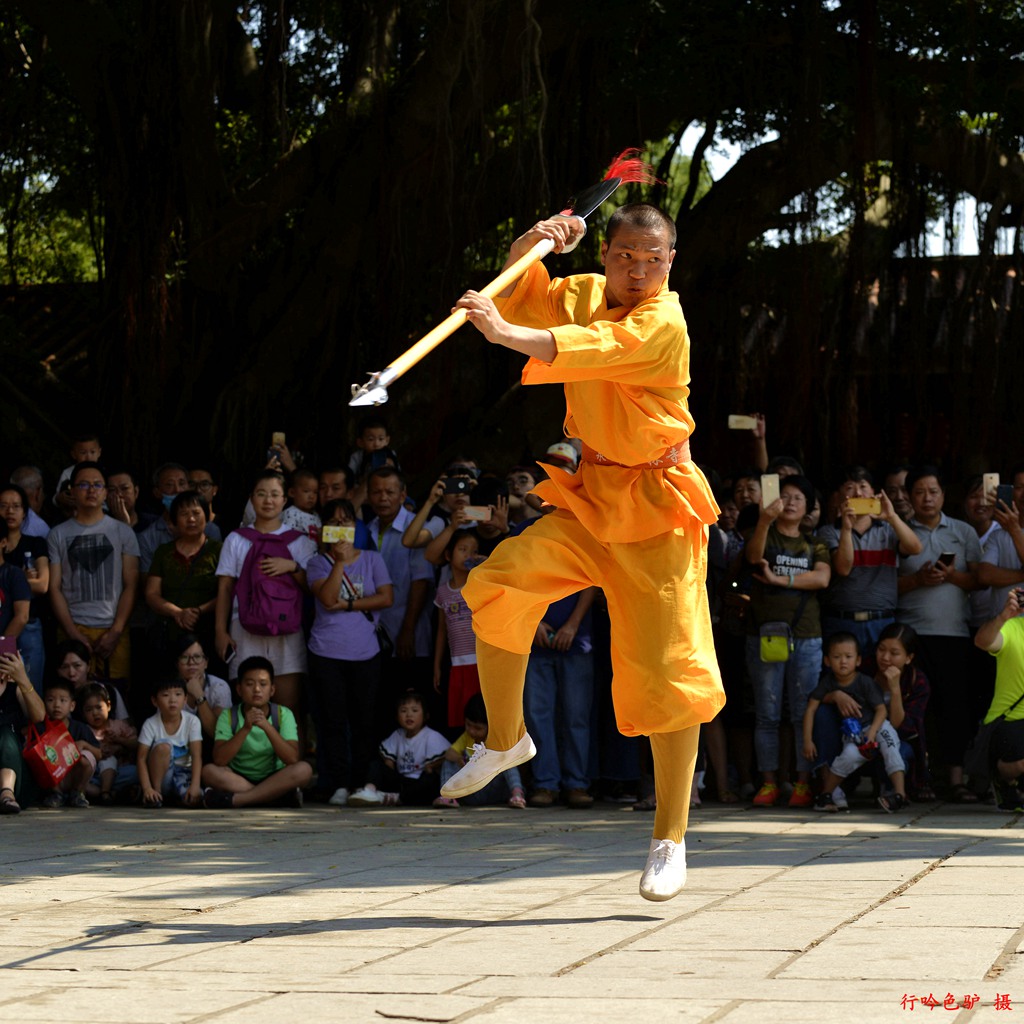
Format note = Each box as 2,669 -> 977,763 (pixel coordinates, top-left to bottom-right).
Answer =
138,711 -> 202,769
379,725 -> 450,780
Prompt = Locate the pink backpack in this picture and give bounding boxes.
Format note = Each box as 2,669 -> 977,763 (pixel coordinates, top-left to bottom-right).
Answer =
235,527 -> 303,636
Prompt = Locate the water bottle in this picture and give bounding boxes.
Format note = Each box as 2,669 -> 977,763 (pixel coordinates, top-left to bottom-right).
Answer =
23,553 -> 36,579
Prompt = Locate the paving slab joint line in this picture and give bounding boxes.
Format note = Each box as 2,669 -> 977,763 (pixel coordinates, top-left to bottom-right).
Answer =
983,918 -> 1024,981
699,998 -> 744,1023
550,826 -> 911,980
441,996 -> 510,1023
181,991 -> 276,1024
552,861 -> 806,978
765,832 -> 990,979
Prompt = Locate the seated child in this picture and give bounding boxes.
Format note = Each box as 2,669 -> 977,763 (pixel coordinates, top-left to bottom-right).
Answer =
281,468 -> 322,538
348,690 -> 449,806
803,632 -> 907,812
201,656 -> 312,808
78,682 -> 139,804
137,679 -> 203,808
435,693 -> 526,808
39,678 -> 100,808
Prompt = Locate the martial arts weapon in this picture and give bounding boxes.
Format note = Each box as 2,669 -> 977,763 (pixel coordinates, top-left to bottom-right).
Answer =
349,150 -> 659,407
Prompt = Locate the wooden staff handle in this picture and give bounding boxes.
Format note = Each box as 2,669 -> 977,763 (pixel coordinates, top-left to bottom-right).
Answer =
385,238 -> 555,379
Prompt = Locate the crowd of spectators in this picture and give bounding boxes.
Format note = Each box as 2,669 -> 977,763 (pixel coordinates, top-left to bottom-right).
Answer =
2,412 -> 1022,817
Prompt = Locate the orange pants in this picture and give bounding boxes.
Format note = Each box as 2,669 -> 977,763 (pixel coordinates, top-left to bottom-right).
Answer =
464,510 -> 724,843
465,509 -> 724,736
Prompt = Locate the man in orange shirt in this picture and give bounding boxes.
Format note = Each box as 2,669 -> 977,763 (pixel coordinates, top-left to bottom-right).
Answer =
445,204 -> 724,901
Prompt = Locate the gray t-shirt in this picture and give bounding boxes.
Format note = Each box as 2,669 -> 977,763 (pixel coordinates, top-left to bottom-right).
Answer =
818,519 -> 900,613
47,516 -> 140,628
810,671 -> 887,731
896,514 -> 982,637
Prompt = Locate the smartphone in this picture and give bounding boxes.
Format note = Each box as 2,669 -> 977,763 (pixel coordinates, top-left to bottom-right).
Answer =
223,646 -> 236,665
728,414 -> 758,430
983,473 -> 1000,504
444,477 -> 471,495
997,483 -> 1015,507
461,505 -> 492,522
848,497 -> 881,516
370,450 -> 389,470
760,473 -> 780,507
937,551 -> 955,568
271,431 -> 286,448
322,525 -> 355,544
0,636 -> 17,658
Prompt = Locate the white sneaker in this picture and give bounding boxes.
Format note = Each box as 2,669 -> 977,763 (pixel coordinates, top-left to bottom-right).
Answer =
347,785 -> 384,806
832,786 -> 849,810
639,837 -> 687,902
439,733 -> 536,798
328,787 -> 350,807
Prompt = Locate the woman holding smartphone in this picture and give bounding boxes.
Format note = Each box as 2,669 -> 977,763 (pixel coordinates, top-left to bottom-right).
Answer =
305,499 -> 393,806
744,475 -> 832,809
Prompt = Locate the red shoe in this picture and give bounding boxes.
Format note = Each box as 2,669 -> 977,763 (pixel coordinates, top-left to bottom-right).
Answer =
788,782 -> 813,808
752,783 -> 779,807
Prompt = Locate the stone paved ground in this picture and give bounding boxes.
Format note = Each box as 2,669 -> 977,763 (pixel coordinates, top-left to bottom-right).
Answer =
1,799 -> 1022,1023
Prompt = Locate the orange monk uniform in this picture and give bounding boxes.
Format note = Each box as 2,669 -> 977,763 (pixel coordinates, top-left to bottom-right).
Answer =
464,262 -> 725,738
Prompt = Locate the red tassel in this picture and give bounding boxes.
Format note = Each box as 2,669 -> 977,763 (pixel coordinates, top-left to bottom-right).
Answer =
603,148 -> 662,185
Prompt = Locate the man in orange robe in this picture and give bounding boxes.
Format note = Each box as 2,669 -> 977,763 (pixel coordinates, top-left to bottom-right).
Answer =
444,203 -> 725,900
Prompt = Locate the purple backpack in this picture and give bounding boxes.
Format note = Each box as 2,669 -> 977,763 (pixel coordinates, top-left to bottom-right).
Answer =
235,527 -> 303,636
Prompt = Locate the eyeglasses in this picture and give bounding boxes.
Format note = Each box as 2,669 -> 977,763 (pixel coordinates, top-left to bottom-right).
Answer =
73,481 -> 106,491
0,502 -> 24,512
177,653 -> 206,664
189,480 -> 214,490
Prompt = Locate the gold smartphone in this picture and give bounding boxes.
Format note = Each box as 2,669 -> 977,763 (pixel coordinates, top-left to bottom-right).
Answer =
848,497 -> 881,516
321,525 -> 355,544
760,473 -> 780,507
462,506 -> 492,522
271,431 -> 286,448
983,472 -> 1000,504
728,414 -> 758,430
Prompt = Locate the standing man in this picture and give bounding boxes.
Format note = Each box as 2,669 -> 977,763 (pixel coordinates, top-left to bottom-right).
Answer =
47,462 -> 140,683
446,203 -> 725,901
366,467 -> 436,724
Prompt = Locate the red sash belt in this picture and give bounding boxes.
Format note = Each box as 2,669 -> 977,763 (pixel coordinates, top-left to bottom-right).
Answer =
579,439 -> 691,469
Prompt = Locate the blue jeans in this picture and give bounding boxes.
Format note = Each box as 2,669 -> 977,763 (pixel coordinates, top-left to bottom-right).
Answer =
746,635 -> 823,774
524,652 -> 594,791
17,619 -> 45,696
820,616 -> 894,663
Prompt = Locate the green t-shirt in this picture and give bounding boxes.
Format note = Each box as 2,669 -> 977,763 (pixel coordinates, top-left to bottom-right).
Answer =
214,703 -> 298,780
747,525 -> 831,638
987,616 -> 1024,724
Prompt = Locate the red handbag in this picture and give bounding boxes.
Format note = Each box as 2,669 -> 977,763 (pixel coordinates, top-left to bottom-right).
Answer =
22,718 -> 81,789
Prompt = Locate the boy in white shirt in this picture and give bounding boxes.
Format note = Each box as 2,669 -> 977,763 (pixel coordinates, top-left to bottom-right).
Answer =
137,680 -> 203,807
